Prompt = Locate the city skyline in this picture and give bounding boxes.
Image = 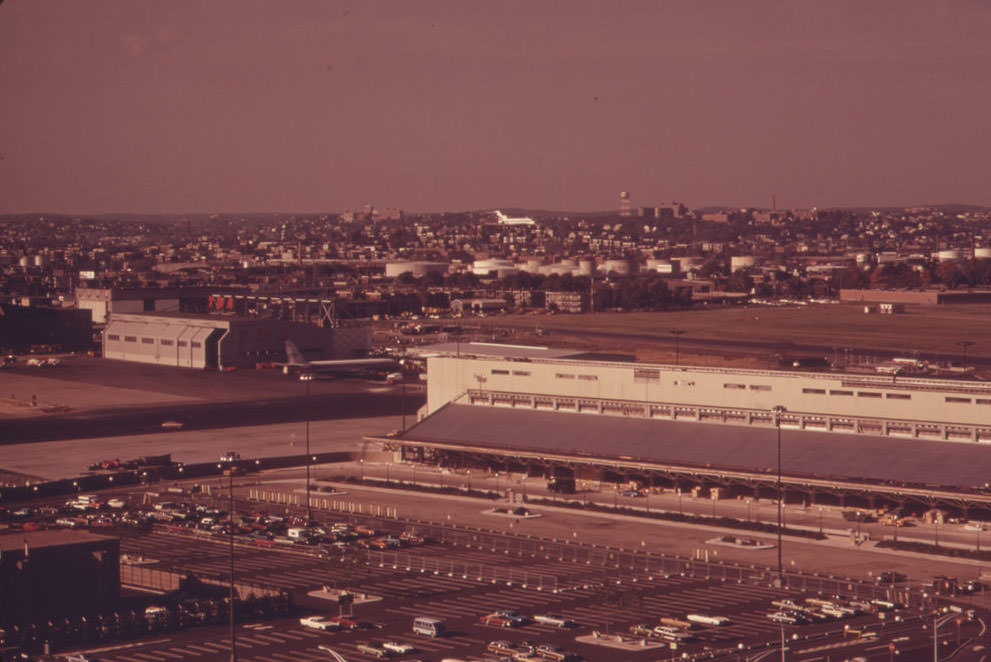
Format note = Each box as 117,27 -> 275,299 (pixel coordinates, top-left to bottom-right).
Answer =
2,1 -> 990,214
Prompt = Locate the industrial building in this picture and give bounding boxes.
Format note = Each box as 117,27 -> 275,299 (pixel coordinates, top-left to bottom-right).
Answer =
0,530 -> 119,627
102,312 -> 371,369
0,303 -> 92,353
75,287 -> 180,324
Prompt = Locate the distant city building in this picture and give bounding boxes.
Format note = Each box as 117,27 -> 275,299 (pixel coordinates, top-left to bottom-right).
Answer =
618,191 -> 633,218
545,290 -> 590,313
76,287 -> 180,325
451,298 -> 506,316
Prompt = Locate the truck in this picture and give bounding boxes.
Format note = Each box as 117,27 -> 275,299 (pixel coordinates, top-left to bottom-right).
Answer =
658,616 -> 695,630
686,614 -> 731,626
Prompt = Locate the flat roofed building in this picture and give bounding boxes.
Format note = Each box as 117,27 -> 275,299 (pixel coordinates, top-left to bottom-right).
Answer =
0,530 -> 119,627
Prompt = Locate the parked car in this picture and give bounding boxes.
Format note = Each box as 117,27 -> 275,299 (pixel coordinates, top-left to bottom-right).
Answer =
300,616 -> 339,631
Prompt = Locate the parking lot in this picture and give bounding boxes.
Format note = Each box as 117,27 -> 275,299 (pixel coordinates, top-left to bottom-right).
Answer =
3,480 -> 989,662
88,495 -> 977,662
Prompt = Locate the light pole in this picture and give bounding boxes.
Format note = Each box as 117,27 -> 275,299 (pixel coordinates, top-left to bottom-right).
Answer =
670,329 -> 686,366
301,373 -> 313,521
400,355 -> 407,433
219,459 -> 238,662
773,405 -> 786,588
957,340 -> 974,366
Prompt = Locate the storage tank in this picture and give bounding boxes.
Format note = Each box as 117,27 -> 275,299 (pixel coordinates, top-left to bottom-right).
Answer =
385,261 -> 449,278
644,258 -> 674,274
523,258 -> 544,272
471,259 -> 517,278
677,256 -> 705,270
602,258 -> 632,275
730,255 -> 756,271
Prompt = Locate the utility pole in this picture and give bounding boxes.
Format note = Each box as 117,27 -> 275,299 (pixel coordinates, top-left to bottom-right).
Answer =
301,373 -> 313,521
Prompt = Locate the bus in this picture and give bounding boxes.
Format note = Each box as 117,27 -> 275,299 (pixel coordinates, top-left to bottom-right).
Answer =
412,616 -> 446,637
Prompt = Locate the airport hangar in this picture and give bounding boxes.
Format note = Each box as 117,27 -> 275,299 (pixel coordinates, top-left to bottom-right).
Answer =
102,311 -> 372,370
367,342 -> 991,518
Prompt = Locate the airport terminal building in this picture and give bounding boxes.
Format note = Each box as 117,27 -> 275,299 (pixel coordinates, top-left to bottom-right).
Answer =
378,343 -> 991,510
102,312 -> 371,370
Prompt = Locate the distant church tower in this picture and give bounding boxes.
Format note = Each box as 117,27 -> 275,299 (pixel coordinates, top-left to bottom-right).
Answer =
619,191 -> 633,218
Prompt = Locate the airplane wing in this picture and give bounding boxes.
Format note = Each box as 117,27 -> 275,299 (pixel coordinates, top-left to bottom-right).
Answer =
284,340 -> 397,371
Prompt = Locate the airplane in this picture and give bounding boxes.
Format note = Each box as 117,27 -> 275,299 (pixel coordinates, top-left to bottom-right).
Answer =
493,210 -> 535,226
283,340 -> 397,378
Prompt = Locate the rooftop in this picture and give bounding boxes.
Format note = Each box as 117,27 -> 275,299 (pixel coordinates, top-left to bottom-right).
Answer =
401,403 -> 991,490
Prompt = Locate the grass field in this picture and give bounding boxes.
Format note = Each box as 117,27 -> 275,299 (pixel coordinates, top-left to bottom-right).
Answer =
497,303 -> 991,359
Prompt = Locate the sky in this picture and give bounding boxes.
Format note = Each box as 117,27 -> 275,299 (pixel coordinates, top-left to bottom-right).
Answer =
1,0 -> 990,214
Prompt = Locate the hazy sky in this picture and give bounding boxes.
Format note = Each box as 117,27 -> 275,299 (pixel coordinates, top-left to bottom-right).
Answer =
2,1 -> 990,214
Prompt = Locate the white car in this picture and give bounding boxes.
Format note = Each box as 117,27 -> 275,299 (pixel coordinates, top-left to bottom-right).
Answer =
300,616 -> 339,631
106,498 -> 126,509
381,641 -> 415,654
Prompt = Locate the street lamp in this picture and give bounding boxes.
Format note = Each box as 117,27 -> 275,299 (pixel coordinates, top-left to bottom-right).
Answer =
399,354 -> 407,433
217,458 -> 238,662
957,340 -> 974,366
300,373 -> 313,521
772,405 -> 786,588
670,329 -> 686,366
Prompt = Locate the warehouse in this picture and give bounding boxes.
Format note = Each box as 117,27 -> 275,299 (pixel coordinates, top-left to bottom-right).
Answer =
102,312 -> 371,369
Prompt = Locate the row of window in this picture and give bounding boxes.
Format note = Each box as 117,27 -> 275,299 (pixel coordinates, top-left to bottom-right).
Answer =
489,369 -> 989,406
107,335 -> 201,349
802,387 -> 911,400
554,372 -> 599,381
724,383 -> 772,392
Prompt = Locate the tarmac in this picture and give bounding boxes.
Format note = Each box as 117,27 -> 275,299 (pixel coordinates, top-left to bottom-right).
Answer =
0,357 -> 409,480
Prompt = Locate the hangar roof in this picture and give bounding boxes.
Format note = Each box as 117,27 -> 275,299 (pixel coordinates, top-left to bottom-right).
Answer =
401,404 -> 991,490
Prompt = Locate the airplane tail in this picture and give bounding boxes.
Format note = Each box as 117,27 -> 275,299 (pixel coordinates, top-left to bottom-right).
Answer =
285,340 -> 308,366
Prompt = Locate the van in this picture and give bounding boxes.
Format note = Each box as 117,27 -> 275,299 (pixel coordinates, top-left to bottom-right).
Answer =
412,616 -> 445,637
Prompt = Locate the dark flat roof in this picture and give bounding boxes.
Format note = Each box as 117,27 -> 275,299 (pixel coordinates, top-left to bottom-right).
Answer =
0,529 -> 116,552
402,405 -> 991,490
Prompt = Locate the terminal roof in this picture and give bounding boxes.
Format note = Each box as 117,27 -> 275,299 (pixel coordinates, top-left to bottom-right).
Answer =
403,404 -> 990,490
